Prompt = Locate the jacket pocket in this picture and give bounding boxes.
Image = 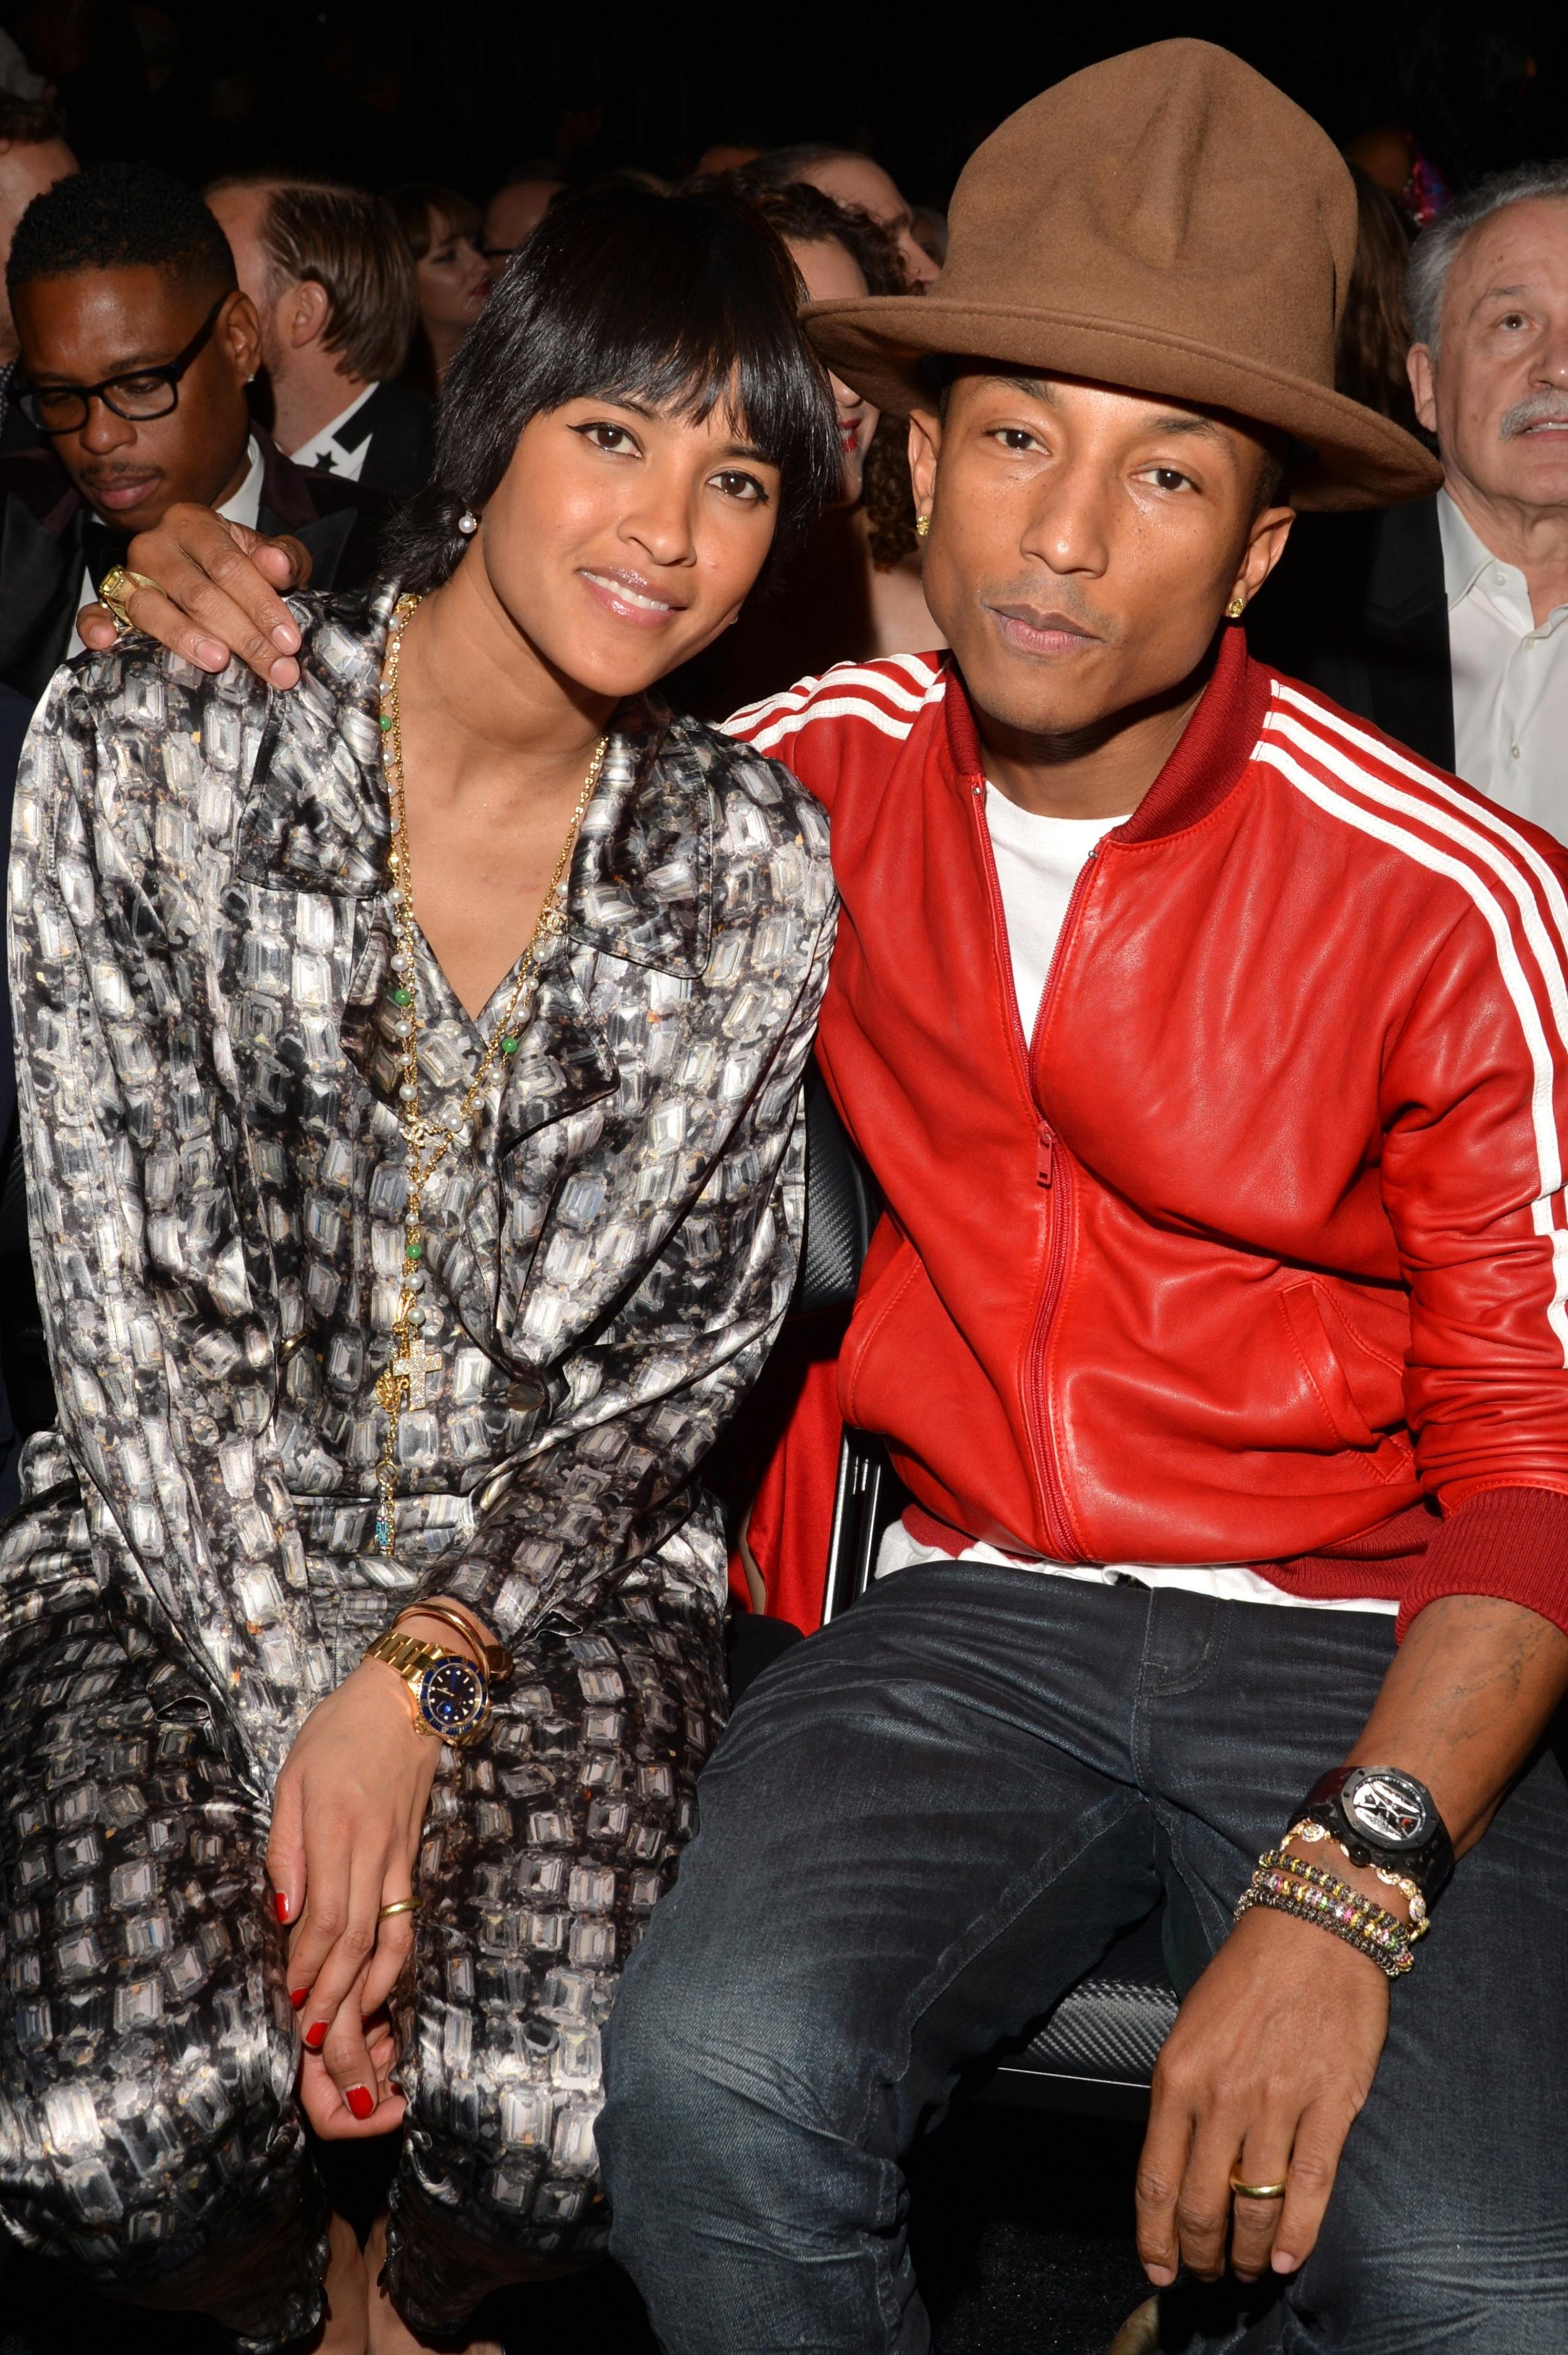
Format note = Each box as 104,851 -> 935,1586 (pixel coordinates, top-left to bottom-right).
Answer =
1278,1280 -> 1380,1450
841,1220 -> 920,1432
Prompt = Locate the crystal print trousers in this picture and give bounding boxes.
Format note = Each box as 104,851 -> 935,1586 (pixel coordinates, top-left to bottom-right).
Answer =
0,1506 -> 725,2350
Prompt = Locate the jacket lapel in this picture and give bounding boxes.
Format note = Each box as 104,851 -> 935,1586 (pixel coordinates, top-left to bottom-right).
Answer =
0,483 -> 85,704
1362,497 -> 1453,773
570,716 -> 715,977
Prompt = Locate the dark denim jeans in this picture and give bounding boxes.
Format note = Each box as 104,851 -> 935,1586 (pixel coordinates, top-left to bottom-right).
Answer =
600,1563 -> 1568,2353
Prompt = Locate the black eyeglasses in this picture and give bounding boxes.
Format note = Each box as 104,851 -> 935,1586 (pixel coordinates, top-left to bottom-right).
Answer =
16,298 -> 226,435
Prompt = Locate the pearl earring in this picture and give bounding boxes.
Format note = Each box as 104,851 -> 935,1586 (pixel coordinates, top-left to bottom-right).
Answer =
457,510 -> 479,537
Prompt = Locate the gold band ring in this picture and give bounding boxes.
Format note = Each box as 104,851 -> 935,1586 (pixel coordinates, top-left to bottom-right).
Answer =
1229,2174 -> 1289,2201
377,1897 -> 421,1921
97,565 -> 161,633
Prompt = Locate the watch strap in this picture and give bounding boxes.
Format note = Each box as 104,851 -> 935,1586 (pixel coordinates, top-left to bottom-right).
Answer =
365,1627 -> 444,1681
1296,1766 -> 1454,1902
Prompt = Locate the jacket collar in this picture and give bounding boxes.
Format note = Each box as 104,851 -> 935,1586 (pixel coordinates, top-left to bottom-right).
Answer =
940,621 -> 1273,845
235,586 -> 716,976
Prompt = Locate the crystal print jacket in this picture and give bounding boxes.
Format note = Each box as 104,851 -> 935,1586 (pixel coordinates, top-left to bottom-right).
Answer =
6,588 -> 835,1790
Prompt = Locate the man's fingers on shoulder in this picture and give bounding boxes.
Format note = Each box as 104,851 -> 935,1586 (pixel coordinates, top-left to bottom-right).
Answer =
256,534 -> 312,591
76,603 -> 119,649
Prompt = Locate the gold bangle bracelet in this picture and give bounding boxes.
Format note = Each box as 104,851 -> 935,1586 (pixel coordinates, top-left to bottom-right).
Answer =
392,1600 -> 511,1682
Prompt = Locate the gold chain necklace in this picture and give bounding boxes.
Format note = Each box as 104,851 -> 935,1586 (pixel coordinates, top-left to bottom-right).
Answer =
370,589 -> 608,1559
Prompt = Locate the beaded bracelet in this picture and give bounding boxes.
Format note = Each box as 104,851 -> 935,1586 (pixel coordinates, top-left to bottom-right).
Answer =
1283,1818 -> 1430,1937
1234,1850 -> 1415,1978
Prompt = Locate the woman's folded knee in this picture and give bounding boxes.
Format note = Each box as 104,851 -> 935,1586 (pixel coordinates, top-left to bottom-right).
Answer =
3,2022 -> 300,2274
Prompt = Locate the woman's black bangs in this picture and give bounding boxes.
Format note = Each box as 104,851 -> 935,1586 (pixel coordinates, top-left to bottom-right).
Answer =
536,207 -> 824,471
508,187 -> 842,536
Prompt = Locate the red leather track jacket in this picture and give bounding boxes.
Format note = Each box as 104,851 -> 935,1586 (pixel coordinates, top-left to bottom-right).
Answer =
728,628 -> 1568,1638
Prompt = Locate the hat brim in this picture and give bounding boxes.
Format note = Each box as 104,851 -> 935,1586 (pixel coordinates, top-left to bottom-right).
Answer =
805,297 -> 1442,512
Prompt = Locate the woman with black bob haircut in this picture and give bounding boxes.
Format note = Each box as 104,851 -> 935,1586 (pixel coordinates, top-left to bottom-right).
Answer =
2,180 -> 839,2351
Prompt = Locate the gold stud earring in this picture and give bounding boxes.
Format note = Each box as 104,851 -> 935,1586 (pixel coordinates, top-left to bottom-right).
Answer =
1226,594 -> 1246,619
914,513 -> 930,540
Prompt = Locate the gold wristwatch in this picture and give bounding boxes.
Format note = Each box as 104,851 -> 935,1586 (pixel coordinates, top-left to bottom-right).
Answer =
363,1627 -> 491,1745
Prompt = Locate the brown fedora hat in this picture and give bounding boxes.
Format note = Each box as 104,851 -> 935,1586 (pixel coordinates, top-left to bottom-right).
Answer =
804,40 -> 1441,511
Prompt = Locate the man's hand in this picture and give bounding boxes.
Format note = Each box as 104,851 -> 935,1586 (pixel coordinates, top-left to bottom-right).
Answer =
1135,1589 -> 1568,2293
75,504 -> 312,687
1136,1903 -> 1389,2287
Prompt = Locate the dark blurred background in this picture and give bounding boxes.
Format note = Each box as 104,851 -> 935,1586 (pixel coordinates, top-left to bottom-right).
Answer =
9,0 -> 1568,206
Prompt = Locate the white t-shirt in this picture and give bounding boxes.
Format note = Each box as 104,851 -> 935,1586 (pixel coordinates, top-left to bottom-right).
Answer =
874,781 -> 1397,1616
984,784 -> 1122,1038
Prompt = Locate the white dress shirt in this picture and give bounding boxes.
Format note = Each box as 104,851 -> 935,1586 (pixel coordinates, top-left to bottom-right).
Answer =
1439,488 -> 1568,833
290,384 -> 378,479
68,435 -> 266,662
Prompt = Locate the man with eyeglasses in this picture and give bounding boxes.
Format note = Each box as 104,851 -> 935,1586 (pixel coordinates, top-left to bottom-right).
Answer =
0,161 -> 388,705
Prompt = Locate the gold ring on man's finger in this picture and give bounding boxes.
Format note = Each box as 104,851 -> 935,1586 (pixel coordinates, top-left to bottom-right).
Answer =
1229,2174 -> 1289,2201
97,565 -> 161,633
377,1896 -> 421,1921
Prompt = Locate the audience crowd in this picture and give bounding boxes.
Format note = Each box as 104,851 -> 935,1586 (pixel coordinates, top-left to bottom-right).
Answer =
1,15 -> 1567,2355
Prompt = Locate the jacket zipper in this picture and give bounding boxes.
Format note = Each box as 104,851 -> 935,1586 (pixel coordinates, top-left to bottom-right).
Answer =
970,781 -> 1102,1562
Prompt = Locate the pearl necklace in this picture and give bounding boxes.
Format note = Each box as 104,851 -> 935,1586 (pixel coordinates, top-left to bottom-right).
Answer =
370,589 -> 608,1559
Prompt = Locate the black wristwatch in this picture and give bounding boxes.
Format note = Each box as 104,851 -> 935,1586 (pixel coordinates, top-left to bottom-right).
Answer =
1291,1766 -> 1454,1903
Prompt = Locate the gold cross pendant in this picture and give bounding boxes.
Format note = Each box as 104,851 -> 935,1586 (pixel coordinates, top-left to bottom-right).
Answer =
392,1335 -> 441,1410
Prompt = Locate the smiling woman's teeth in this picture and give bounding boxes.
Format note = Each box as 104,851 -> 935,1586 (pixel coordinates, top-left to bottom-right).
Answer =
585,572 -> 671,611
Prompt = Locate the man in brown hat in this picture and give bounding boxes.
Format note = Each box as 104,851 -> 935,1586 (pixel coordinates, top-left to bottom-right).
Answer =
66,41 -> 1568,2353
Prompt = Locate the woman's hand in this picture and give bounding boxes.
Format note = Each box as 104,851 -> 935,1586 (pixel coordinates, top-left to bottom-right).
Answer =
76,505 -> 313,687
268,1650 -> 442,2127
300,2011 -> 407,2141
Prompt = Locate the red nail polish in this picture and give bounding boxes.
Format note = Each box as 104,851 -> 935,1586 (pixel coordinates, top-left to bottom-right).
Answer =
273,1892 -> 290,1924
303,2022 -> 326,2051
290,1988 -> 308,2009
345,2086 -> 375,2122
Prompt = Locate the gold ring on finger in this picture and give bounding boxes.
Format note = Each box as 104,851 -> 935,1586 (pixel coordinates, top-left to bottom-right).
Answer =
377,1896 -> 421,1921
1229,2174 -> 1289,2201
97,565 -> 161,634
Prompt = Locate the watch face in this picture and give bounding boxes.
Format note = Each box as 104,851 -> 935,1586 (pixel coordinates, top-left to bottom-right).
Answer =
1343,1767 -> 1430,1851
417,1656 -> 487,1737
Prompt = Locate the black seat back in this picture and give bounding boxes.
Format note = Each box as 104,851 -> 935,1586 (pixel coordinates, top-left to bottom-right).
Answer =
795,1065 -> 882,1320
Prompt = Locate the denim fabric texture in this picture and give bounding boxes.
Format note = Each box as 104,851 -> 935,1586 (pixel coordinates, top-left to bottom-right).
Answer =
600,1562 -> 1568,2354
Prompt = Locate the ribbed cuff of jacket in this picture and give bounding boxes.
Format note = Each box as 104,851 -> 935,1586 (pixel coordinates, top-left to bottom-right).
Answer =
1396,1484 -> 1568,1642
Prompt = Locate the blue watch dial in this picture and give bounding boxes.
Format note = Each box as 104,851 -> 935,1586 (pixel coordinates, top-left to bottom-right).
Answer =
416,1655 -> 487,1736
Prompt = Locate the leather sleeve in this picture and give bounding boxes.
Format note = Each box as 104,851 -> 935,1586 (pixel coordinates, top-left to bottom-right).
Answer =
1380,890 -> 1568,1634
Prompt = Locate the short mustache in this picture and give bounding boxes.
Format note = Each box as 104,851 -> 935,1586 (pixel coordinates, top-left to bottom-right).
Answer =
1499,391 -> 1568,439
986,582 -> 1113,636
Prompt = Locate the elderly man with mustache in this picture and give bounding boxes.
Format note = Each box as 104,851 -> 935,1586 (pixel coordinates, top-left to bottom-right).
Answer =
1256,161 -> 1568,830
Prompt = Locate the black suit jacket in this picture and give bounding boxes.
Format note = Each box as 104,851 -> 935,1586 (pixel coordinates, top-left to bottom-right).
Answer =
0,681 -> 37,1510
300,379 -> 434,499
1246,494 -> 1453,773
0,425 -> 391,705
